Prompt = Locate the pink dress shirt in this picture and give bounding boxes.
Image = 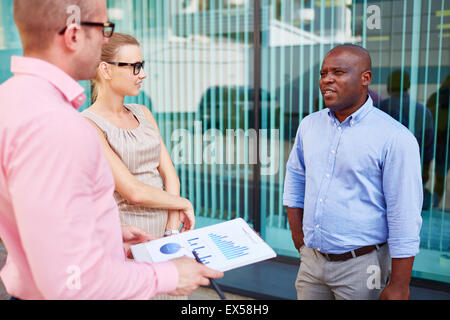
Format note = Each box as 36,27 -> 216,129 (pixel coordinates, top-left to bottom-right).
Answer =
0,56 -> 178,299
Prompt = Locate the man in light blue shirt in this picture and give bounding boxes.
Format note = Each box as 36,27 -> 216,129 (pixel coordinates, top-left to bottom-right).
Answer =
283,44 -> 422,300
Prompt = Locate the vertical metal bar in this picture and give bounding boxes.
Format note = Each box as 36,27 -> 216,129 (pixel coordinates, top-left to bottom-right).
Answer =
186,0 -> 194,206
352,0 -> 356,38
202,1 -> 209,218
398,0 -> 408,128
268,0 -> 276,228
441,85 -> 450,251
253,0 -> 262,233
308,0 -> 315,115
260,0 -> 269,236
243,0 -> 250,223
210,0 -> 217,219
362,0 -> 367,48
218,0 -> 225,221
408,0 -> 422,159
150,0 -> 160,128
153,0 -> 161,130
171,0 -> 179,181
331,0 -> 335,45
277,0 -> 286,228
135,0 -> 142,106
179,1 -> 187,199
201,2 -> 209,217
426,0 -> 436,250
235,3 -> 241,221
161,1 -> 169,149
318,0 -> 326,111
429,0 -> 445,248
421,0 -> 432,182
285,0 -> 295,229
227,0 -> 233,221
142,0 -> 148,108
194,1 -> 202,218
436,0 -> 446,251
298,0 -> 305,125
376,1 -> 383,104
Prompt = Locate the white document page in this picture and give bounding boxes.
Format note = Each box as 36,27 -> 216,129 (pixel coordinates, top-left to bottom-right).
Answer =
131,218 -> 277,272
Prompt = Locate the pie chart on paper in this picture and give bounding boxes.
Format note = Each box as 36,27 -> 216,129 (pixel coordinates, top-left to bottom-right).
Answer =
159,243 -> 183,255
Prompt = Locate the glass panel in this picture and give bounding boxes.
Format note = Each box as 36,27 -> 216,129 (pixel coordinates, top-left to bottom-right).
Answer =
0,0 -> 22,83
261,0 -> 450,283
103,1 -> 257,228
0,0 -> 449,285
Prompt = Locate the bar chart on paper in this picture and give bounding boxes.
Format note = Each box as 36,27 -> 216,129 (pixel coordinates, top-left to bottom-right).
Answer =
208,233 -> 249,260
188,237 -> 212,265
131,218 -> 277,272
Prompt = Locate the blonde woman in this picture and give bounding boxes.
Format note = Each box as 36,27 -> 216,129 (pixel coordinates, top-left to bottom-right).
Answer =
82,33 -> 193,299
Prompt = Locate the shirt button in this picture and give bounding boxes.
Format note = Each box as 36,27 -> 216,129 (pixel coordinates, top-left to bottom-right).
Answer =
326,174 -> 330,178
331,150 -> 336,154
316,224 -> 320,228
351,121 -> 355,125
319,198 -> 323,203
338,127 -> 342,130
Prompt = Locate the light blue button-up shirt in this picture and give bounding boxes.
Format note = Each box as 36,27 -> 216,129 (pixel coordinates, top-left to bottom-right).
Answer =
283,96 -> 423,258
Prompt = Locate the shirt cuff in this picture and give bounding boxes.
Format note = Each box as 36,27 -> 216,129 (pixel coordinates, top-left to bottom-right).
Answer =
152,261 -> 179,294
282,197 -> 304,208
387,238 -> 420,258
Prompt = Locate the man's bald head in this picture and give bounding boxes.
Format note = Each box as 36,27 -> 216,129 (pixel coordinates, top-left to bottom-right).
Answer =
326,44 -> 372,73
14,0 -> 97,53
319,44 -> 373,117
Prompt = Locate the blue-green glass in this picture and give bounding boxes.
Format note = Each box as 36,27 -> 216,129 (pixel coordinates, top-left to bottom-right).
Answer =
0,0 -> 449,285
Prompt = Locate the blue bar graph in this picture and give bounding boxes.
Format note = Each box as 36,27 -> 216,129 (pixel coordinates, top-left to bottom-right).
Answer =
187,237 -> 199,247
208,233 -> 249,260
188,237 -> 210,264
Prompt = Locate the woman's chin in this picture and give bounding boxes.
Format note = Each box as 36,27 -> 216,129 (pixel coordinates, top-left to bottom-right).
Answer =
127,89 -> 140,97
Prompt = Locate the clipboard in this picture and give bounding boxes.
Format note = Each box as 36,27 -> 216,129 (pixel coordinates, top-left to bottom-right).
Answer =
131,218 -> 277,272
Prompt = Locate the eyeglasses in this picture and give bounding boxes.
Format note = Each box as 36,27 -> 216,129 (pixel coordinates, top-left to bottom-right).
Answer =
105,61 -> 146,75
58,22 -> 115,38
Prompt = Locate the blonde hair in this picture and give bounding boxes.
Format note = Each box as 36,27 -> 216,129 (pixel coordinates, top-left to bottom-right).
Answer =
14,0 -> 96,53
91,33 -> 140,103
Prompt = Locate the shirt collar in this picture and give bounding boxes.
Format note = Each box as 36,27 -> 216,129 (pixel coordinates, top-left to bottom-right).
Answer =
11,56 -> 86,109
327,95 -> 374,127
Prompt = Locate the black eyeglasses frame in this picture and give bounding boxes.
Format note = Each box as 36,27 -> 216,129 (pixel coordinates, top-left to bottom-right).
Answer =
58,22 -> 115,38
105,61 -> 146,76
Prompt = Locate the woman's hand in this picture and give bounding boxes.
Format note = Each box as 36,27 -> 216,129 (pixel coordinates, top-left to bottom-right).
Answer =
179,199 -> 195,232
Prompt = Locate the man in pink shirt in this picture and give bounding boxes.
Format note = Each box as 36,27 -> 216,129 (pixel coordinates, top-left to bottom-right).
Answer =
0,0 -> 223,299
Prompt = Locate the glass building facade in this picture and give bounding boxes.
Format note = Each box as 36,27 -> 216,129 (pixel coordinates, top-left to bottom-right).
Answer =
1,0 -> 449,285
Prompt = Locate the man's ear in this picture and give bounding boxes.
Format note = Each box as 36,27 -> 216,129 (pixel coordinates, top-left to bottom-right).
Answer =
361,70 -> 373,86
98,61 -> 112,80
62,23 -> 83,52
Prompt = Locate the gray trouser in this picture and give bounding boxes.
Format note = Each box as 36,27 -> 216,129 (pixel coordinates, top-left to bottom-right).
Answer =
295,244 -> 391,300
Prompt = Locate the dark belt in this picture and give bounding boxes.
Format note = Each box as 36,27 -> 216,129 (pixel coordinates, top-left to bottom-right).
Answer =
318,242 -> 386,262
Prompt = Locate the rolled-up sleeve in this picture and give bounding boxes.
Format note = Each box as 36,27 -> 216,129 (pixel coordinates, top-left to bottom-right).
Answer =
283,124 -> 306,208
382,129 -> 423,258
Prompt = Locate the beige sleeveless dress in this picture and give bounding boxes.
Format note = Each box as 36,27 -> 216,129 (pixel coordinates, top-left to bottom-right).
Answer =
82,104 -> 185,300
